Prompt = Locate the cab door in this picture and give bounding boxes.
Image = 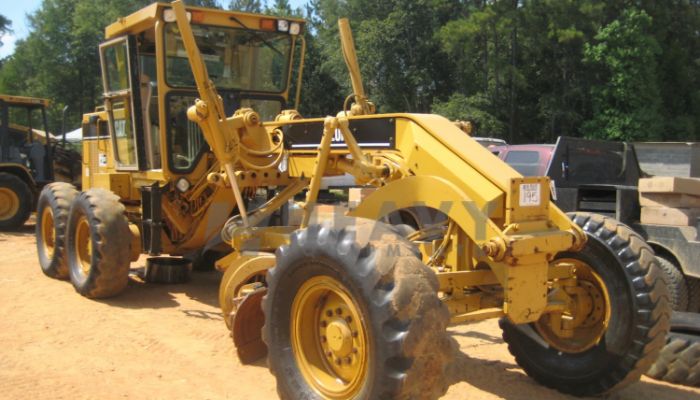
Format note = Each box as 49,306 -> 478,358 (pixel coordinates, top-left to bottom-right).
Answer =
99,36 -> 146,171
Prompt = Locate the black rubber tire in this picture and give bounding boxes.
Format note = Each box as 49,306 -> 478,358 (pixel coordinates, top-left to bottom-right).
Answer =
687,278 -> 700,313
263,218 -> 453,400
500,212 -> 670,396
387,223 -> 417,238
0,172 -> 33,230
646,332 -> 700,386
656,255 -> 689,311
191,249 -> 225,271
65,188 -> 131,298
646,311 -> 700,387
35,182 -> 78,279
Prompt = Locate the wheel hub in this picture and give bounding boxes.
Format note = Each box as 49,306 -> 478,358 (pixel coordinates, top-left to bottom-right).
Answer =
74,215 -> 92,275
41,206 -> 56,259
537,258 -> 611,353
326,318 -> 353,357
0,187 -> 19,220
291,275 -> 368,399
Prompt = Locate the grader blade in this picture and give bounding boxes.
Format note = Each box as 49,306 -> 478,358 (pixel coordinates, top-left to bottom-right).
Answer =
232,288 -> 267,364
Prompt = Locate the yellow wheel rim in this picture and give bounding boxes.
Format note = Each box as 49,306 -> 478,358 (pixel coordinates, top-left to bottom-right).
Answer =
537,258 -> 611,353
291,275 -> 369,399
74,215 -> 92,276
0,187 -> 20,221
41,206 -> 56,259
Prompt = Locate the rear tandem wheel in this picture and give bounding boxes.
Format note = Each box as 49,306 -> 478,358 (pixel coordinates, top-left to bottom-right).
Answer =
65,188 -> 132,298
35,182 -> 78,279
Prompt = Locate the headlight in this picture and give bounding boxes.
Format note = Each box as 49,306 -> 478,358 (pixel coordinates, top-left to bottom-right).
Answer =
176,177 -> 191,193
289,22 -> 301,35
277,19 -> 289,32
163,9 -> 191,23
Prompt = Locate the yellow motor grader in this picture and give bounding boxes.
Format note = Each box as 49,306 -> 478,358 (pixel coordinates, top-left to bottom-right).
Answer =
36,1 -> 669,398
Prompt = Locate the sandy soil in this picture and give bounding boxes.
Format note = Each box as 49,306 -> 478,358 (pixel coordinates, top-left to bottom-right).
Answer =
1,220 -> 698,400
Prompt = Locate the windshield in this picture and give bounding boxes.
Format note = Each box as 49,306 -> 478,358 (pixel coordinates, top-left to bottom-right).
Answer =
165,22 -> 292,93
504,150 -> 543,176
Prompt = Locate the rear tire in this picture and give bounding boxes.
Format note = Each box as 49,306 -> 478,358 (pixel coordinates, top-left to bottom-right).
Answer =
687,278 -> 700,313
66,189 -> 131,298
36,182 -> 78,279
263,218 -> 453,400
500,212 -> 670,396
0,172 -> 32,230
656,255 -> 689,311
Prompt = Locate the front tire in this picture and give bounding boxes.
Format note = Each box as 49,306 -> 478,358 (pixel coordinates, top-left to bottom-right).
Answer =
0,172 -> 32,230
500,212 -> 670,396
66,189 -> 131,298
263,218 -> 453,400
36,182 -> 78,279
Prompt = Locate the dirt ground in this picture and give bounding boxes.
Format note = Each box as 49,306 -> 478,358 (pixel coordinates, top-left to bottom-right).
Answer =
1,220 -> 698,400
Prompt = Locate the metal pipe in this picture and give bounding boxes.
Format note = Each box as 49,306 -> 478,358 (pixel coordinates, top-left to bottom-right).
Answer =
300,116 -> 335,228
294,35 -> 306,110
61,105 -> 69,146
338,18 -> 369,114
225,162 -> 250,227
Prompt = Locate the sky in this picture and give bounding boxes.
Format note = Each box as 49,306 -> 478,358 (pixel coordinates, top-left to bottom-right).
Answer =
0,0 -> 42,58
0,0 -> 308,58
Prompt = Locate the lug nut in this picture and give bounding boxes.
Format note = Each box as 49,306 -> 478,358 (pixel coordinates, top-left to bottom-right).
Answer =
326,351 -> 333,358
325,310 -> 333,317
335,358 -> 342,365
336,307 -> 343,315
345,316 -> 352,323
352,331 -> 358,338
344,356 -> 352,364
321,320 -> 327,328
321,335 -> 327,343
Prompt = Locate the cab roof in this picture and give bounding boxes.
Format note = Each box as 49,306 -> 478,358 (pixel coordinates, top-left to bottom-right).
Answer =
0,95 -> 49,107
105,2 -> 305,39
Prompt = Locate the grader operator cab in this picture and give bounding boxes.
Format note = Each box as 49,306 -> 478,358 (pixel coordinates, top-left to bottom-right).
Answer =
36,1 -> 669,399
35,2 -> 305,286
0,95 -> 80,230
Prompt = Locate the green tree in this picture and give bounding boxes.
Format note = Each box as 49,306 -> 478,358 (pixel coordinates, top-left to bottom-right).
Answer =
0,14 -> 11,47
314,0 -> 461,113
0,0 -> 151,131
296,0 -> 344,117
189,0 -> 222,8
229,0 -> 264,12
639,0 -> 700,140
583,8 -> 662,141
436,1 -> 521,139
431,93 -> 505,136
516,0 -> 607,142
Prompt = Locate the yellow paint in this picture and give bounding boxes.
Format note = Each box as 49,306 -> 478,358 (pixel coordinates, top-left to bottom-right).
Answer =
0,187 -> 19,221
291,276 -> 368,399
40,206 -> 55,260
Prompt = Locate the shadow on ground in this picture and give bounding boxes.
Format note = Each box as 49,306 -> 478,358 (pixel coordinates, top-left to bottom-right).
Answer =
100,268 -> 222,311
444,334 -> 699,400
0,222 -> 36,238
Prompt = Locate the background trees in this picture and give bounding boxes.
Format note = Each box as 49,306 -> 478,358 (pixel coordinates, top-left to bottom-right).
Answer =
0,15 -> 11,47
1,0 -> 699,143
